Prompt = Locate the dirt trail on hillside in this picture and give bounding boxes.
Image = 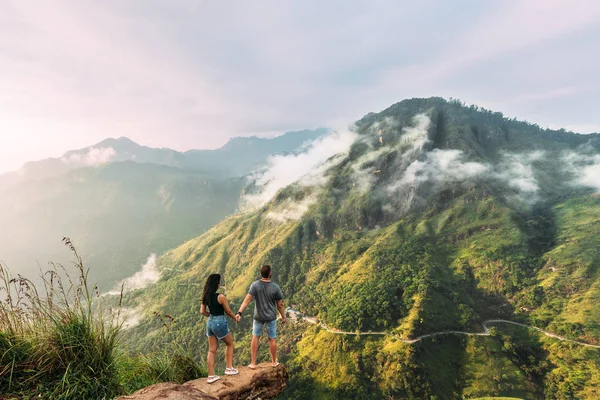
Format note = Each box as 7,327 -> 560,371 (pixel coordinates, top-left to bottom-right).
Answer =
298,315 -> 600,349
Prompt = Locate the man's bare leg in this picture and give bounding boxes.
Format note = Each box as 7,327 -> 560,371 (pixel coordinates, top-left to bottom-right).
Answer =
268,338 -> 278,366
249,335 -> 259,369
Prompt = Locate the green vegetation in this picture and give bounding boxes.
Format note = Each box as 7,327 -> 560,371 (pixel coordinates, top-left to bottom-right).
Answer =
0,239 -> 204,399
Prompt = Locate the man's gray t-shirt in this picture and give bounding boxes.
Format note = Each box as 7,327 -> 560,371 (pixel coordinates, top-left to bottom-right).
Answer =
248,280 -> 283,322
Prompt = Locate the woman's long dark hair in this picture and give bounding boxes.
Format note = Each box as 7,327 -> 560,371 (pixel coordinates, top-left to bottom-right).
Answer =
202,274 -> 221,306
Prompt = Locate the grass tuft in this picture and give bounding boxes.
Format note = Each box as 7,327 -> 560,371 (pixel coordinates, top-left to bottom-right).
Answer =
0,237 -> 204,399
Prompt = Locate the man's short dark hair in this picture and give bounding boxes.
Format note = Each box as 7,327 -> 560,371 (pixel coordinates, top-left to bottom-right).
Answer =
260,264 -> 272,279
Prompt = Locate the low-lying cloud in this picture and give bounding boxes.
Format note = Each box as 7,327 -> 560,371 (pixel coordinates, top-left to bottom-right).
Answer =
563,151 -> 600,191
385,148 -> 489,213
266,195 -> 318,222
120,307 -> 142,329
61,147 -> 116,166
242,111 -> 600,226
394,149 -> 489,190
242,130 -> 357,221
107,253 -> 159,295
377,133 -> 546,211
492,151 -> 545,204
579,159 -> 600,190
352,114 -> 432,194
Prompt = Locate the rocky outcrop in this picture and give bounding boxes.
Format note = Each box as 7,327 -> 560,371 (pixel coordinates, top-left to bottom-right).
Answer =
118,363 -> 288,400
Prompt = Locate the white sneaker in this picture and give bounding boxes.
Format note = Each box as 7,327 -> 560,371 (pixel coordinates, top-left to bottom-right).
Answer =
207,375 -> 221,383
225,367 -> 239,375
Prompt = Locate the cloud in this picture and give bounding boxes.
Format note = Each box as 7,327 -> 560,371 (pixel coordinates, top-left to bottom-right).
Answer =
563,151 -> 600,191
244,108 -> 593,224
353,114 -> 431,193
385,141 -> 547,211
107,254 -> 159,295
386,148 -> 489,212
61,147 -> 116,166
492,151 -> 544,204
266,195 -> 318,222
120,307 -> 142,329
403,149 -> 489,186
580,161 -> 600,190
242,130 -> 357,219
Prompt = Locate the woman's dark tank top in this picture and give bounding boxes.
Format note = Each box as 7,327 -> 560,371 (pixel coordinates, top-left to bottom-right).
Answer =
208,292 -> 225,316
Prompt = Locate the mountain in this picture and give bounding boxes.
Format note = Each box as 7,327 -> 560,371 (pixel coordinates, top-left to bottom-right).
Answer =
120,98 -> 600,399
183,128 -> 329,176
2,129 -> 329,184
0,129 -> 327,288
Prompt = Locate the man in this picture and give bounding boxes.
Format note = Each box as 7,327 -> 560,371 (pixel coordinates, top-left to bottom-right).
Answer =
236,264 -> 286,368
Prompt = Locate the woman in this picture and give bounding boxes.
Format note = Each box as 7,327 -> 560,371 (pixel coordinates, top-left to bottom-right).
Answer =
201,273 -> 239,383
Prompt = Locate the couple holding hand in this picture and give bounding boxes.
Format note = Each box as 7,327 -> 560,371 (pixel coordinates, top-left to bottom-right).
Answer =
200,264 -> 286,383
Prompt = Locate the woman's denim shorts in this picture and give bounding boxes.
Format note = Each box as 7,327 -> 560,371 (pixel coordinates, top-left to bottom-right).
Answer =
206,315 -> 229,340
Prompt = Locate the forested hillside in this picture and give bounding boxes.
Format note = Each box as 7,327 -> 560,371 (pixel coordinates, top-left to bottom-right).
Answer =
120,98 -> 600,399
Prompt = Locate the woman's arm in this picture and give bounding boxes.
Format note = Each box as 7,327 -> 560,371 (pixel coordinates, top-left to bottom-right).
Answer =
218,294 -> 237,319
200,303 -> 210,317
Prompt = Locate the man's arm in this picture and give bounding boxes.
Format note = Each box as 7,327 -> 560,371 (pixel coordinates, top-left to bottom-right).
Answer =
276,299 -> 286,324
237,293 -> 254,315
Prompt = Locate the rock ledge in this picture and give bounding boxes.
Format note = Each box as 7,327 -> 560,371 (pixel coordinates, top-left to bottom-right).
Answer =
118,363 -> 288,400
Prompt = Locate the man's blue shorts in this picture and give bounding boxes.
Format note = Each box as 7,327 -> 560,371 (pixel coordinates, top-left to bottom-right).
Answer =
252,319 -> 277,339
206,315 -> 229,340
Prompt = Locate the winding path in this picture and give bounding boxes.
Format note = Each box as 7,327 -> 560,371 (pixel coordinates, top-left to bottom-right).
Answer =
299,315 -> 600,349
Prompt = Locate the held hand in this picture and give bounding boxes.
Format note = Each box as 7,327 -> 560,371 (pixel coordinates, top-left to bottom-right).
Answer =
235,314 -> 241,323
281,317 -> 287,324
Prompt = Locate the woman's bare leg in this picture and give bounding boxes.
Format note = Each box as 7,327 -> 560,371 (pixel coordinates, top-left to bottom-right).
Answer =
207,335 -> 218,376
221,333 -> 234,369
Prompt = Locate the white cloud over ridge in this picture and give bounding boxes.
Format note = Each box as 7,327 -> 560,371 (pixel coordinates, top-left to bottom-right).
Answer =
491,151 -> 545,204
396,149 -> 489,191
61,147 -> 116,166
381,134 -> 547,211
242,130 -> 357,221
266,195 -> 318,222
352,114 -> 431,194
242,110 -> 599,225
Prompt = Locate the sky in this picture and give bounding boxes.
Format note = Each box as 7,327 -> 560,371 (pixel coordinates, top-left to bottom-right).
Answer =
1,0 -> 599,173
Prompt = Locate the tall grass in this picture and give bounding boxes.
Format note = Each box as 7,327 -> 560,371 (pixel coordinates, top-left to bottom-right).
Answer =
0,238 -> 204,399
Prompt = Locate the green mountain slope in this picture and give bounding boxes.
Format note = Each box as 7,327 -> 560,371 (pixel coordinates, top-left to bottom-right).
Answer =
121,98 -> 600,399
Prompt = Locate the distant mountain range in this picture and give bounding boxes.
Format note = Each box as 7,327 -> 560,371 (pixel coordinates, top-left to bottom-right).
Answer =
1,128 -> 329,183
0,128 -> 328,288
